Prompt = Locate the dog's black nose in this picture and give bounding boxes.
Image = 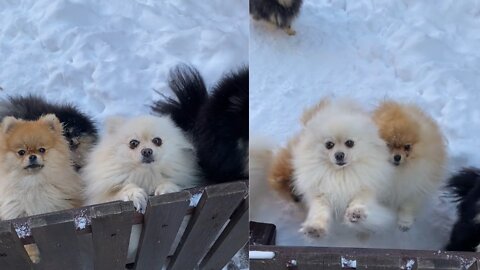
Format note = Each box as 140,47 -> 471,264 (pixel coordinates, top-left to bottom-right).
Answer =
141,148 -> 153,157
29,155 -> 37,162
394,155 -> 401,162
334,152 -> 345,161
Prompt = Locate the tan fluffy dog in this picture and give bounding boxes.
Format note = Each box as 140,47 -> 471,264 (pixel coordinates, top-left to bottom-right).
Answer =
373,101 -> 446,231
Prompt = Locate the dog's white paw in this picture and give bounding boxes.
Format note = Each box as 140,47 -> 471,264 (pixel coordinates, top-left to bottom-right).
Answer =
300,220 -> 327,238
154,182 -> 181,196
121,186 -> 148,213
345,205 -> 368,224
398,217 -> 414,232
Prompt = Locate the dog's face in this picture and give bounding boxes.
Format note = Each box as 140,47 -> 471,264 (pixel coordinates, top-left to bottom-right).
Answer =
104,116 -> 193,169
0,114 -> 69,175
384,139 -> 418,166
373,102 -> 420,166
304,112 -> 382,171
322,137 -> 356,168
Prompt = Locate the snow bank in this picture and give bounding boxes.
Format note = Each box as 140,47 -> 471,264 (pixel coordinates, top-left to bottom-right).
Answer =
250,0 -> 477,249
0,0 -> 248,124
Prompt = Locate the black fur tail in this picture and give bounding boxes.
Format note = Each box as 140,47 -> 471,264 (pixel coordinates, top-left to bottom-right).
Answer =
151,65 -> 208,132
447,168 -> 480,203
195,67 -> 249,183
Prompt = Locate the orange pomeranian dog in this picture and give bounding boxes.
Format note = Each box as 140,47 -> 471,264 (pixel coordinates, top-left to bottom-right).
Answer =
0,115 -> 83,262
373,101 -> 446,231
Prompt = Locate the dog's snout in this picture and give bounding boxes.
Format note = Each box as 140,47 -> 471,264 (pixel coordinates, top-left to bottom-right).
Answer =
394,155 -> 401,162
334,152 -> 345,161
29,155 -> 37,162
141,148 -> 153,157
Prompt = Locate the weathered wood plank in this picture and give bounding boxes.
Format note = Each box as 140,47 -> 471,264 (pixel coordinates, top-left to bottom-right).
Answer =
0,221 -> 32,269
168,182 -> 247,270
249,221 -> 276,246
249,245 -> 480,270
200,198 -> 249,270
29,212 -> 82,270
90,201 -> 134,270
134,191 -> 191,270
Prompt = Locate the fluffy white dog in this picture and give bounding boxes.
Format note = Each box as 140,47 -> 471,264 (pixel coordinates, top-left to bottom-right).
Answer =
292,100 -> 394,238
83,115 -> 199,212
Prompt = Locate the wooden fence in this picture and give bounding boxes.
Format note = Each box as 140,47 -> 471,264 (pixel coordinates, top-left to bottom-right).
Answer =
249,221 -> 480,270
0,181 -> 248,270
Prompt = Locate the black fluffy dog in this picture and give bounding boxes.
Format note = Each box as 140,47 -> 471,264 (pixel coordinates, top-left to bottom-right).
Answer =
445,168 -> 480,251
250,0 -> 303,35
152,65 -> 248,184
0,95 -> 98,170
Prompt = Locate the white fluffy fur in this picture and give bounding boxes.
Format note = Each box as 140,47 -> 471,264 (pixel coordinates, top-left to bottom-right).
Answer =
292,101 -> 394,238
83,115 -> 198,212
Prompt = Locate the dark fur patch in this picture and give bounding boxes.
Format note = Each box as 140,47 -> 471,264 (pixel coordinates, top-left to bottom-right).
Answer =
151,65 -> 208,132
0,95 -> 98,169
250,0 -> 303,28
445,168 -> 480,251
152,65 -> 248,184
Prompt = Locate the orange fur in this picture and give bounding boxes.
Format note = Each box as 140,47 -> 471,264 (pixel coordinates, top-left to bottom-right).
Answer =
268,135 -> 299,200
2,117 -> 68,162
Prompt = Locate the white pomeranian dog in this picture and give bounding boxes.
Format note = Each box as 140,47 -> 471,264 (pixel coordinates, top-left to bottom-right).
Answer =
291,99 -> 395,238
83,115 -> 199,211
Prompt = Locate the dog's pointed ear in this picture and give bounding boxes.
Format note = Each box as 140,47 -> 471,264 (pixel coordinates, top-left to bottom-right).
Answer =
40,114 -> 63,133
105,116 -> 124,134
1,116 -> 20,133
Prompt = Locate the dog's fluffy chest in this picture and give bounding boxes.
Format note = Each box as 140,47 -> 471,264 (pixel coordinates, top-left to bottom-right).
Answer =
296,169 -> 367,215
0,173 -> 75,219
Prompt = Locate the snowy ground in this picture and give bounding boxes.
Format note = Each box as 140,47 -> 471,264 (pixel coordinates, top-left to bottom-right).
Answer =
0,0 -> 248,124
250,0 -> 480,249
0,0 -> 248,268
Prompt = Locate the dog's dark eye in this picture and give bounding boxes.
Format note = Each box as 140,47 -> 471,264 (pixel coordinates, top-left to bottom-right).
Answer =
38,148 -> 46,153
345,140 -> 354,148
129,139 -> 140,149
325,141 -> 335,150
17,150 -> 26,156
152,137 -> 162,146
404,144 -> 411,151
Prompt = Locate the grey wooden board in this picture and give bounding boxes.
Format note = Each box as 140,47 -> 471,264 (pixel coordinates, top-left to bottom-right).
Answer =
134,191 -> 191,270
167,182 -> 247,270
29,212 -> 83,270
200,198 -> 248,270
0,221 -> 32,270
250,245 -> 480,270
90,201 -> 134,270
249,221 -> 276,246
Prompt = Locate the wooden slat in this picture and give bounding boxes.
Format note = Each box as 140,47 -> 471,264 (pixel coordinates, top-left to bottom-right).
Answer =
249,221 -> 276,246
167,182 -> 247,270
29,212 -> 82,270
134,191 -> 191,270
0,221 -> 32,269
249,245 -> 480,270
90,201 -> 134,270
200,198 -> 249,270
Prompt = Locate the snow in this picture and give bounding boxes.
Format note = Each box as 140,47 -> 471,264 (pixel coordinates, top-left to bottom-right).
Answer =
14,223 -> 31,239
74,210 -> 91,230
189,192 -> 203,207
250,0 -> 476,249
402,259 -> 415,270
249,251 -> 276,260
341,257 -> 357,268
0,0 -> 248,124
